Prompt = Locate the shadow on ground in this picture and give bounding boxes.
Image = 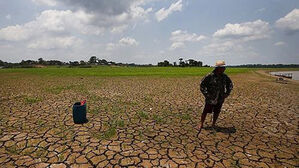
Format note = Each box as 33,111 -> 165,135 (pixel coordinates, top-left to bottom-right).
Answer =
204,126 -> 236,134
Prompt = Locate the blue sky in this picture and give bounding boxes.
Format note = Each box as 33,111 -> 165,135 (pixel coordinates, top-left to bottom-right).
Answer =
0,0 -> 298,65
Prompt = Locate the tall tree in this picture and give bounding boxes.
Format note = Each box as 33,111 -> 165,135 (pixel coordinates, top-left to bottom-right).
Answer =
179,58 -> 186,67
38,58 -> 45,64
89,56 -> 97,64
80,60 -> 86,65
0,60 -> 4,66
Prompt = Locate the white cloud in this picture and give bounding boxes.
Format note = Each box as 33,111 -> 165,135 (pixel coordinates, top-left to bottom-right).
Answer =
106,37 -> 139,50
155,0 -> 183,22
0,10 -> 102,49
170,30 -> 206,42
170,42 -> 185,50
0,44 -> 13,49
0,0 -> 155,53
276,9 -> 299,34
197,19 -> 271,61
256,8 -> 266,13
31,0 -> 57,6
0,24 -> 32,41
169,30 -> 206,50
213,20 -> 270,41
37,10 -> 102,35
29,0 -> 154,34
27,36 -> 82,49
106,43 -> 117,51
202,41 -> 237,54
131,6 -> 153,19
109,6 -> 152,33
119,37 -> 139,46
274,41 -> 286,46
199,21 -> 265,59
0,10 -> 102,42
5,15 -> 11,20
199,40 -> 258,59
110,25 -> 129,33
56,0 -> 153,32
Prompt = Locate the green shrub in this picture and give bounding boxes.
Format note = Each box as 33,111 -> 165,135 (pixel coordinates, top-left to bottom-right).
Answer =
24,97 -> 41,104
138,111 -> 149,119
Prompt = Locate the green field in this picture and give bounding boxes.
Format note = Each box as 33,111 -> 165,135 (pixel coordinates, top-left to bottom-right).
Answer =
1,66 -> 298,77
0,67 -> 253,77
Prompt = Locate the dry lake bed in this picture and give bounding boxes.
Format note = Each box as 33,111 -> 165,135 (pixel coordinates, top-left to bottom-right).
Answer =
0,69 -> 298,167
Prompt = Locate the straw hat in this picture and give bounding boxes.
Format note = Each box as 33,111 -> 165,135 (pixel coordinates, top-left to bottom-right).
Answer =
215,60 -> 226,67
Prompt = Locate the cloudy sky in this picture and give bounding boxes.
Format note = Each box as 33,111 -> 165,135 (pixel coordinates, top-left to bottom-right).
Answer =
0,0 -> 298,65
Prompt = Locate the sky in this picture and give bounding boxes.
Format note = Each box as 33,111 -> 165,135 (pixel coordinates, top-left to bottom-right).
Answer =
0,0 -> 298,65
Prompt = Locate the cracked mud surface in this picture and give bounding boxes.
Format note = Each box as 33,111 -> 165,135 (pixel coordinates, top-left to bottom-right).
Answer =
0,71 -> 298,167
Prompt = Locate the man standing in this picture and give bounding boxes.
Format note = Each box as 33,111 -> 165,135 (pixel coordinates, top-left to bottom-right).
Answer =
198,60 -> 233,132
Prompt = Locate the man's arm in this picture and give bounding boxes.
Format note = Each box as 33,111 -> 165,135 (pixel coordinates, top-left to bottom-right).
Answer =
225,75 -> 233,97
200,74 -> 210,97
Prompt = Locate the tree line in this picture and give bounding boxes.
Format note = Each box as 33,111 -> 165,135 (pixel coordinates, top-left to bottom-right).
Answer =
0,56 -> 206,68
0,56 -> 298,68
157,58 -> 204,67
226,64 -> 299,68
0,56 -> 154,68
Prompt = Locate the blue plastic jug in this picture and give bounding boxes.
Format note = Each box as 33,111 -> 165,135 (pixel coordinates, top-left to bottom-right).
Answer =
72,102 -> 88,124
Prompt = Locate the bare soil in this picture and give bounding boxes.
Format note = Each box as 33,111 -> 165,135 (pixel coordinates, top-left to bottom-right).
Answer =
0,71 -> 298,167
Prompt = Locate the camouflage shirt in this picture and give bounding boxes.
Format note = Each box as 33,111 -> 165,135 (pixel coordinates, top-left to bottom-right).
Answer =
200,70 -> 233,105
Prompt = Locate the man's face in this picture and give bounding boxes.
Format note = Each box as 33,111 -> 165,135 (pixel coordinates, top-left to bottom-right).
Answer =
216,67 -> 226,74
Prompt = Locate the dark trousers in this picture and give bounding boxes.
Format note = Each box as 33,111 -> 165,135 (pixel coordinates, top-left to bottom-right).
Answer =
203,102 -> 223,114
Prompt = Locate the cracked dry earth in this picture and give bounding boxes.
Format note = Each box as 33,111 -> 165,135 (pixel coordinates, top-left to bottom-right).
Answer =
0,71 -> 298,168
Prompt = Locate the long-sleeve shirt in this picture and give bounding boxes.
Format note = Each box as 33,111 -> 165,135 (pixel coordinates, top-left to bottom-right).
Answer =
200,71 -> 233,105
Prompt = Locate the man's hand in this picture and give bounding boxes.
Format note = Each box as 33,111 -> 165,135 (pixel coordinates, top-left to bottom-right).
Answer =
210,100 -> 217,105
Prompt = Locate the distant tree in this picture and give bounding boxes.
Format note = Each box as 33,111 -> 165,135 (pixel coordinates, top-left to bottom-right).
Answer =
164,60 -> 170,66
187,59 -> 203,67
98,59 -> 108,65
179,58 -> 186,67
80,60 -> 86,65
197,61 -> 203,67
108,61 -> 116,65
179,58 -> 183,64
188,59 -> 194,66
73,61 -> 79,65
158,60 -> 172,67
173,62 -> 177,67
89,56 -> 97,64
20,60 -> 36,65
0,60 -> 4,66
69,61 -> 80,66
46,60 -> 63,65
38,58 -> 45,65
128,63 -> 136,66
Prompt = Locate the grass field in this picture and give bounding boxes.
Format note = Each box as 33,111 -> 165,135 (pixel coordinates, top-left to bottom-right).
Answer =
0,67 -> 252,77
0,67 -> 298,167
1,66 -> 298,77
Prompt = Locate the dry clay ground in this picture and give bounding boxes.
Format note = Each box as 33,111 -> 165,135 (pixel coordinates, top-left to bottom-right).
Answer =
0,71 -> 298,168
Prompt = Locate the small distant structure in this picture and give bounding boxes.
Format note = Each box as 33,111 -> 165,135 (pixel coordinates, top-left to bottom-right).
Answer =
34,65 -> 46,68
273,72 -> 292,79
276,77 -> 288,84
